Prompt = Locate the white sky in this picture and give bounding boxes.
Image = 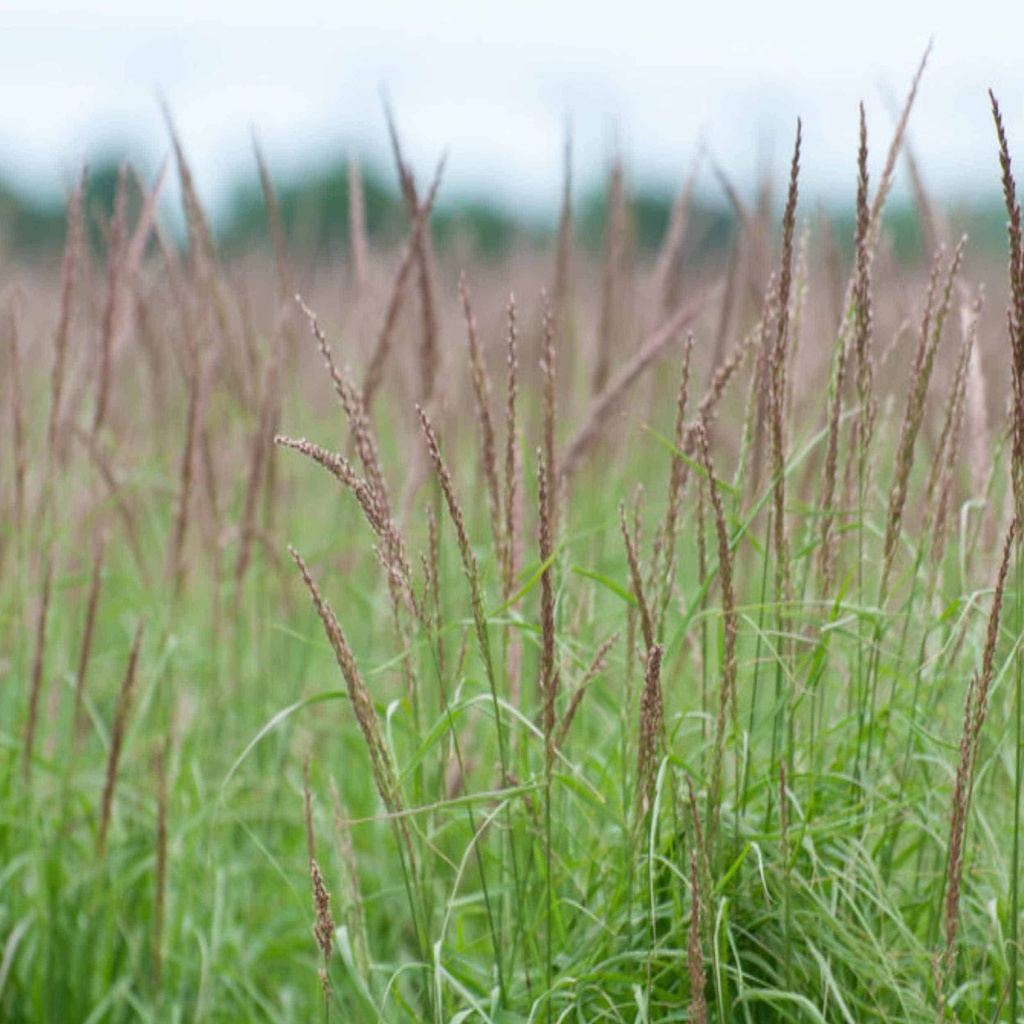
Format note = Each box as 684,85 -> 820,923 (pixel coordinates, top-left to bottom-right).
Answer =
1,0 -> 1022,218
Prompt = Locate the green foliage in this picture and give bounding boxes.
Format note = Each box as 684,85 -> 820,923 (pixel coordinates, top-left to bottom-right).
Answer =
0,179 -> 68,254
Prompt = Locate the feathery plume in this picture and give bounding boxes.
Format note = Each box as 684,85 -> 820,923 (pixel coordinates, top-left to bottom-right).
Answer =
784,222 -> 811,427
620,497 -> 655,653
867,43 -> 932,246
852,103 -> 877,491
695,478 -> 709,733
293,300 -> 420,626
288,548 -> 413,859
990,91 -> 1024,517
972,518 -> 1015,776
938,518 -> 1014,1008
460,275 -> 504,561
296,299 -> 389,509
541,292 -> 559,533
503,295 -> 522,600
538,455 -> 558,766
817,320 -> 852,593
657,337 -> 695,638
425,506 -> 447,686
329,778 -> 370,977
417,407 -> 497,702
303,767 -> 335,999
882,238 -> 965,589
926,292 -> 980,567
310,856 -> 334,998
634,643 -> 665,826
963,297 -> 990,500
767,121 -> 801,610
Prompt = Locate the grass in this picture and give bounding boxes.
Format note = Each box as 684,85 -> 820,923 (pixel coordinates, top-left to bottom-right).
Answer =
2,59 -> 1024,1022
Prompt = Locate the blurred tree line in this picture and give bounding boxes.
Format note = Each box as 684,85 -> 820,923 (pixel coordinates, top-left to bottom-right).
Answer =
0,154 -> 1011,266
0,163 -> 142,257
217,157 -> 738,262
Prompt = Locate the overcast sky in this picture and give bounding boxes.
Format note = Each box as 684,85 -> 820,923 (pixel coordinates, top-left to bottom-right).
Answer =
1,1 -> 1022,218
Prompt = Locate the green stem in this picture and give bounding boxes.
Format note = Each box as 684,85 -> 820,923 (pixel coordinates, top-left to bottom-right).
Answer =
1011,537 -> 1022,1024
742,529 -> 771,819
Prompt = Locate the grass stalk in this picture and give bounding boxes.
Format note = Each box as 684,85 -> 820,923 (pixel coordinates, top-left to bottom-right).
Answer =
97,621 -> 145,855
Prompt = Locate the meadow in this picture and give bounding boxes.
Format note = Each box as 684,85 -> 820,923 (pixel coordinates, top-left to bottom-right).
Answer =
3,56 -> 1024,1022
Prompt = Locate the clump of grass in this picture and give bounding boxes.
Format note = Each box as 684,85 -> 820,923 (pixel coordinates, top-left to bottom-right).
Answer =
8,56 -> 1024,1024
